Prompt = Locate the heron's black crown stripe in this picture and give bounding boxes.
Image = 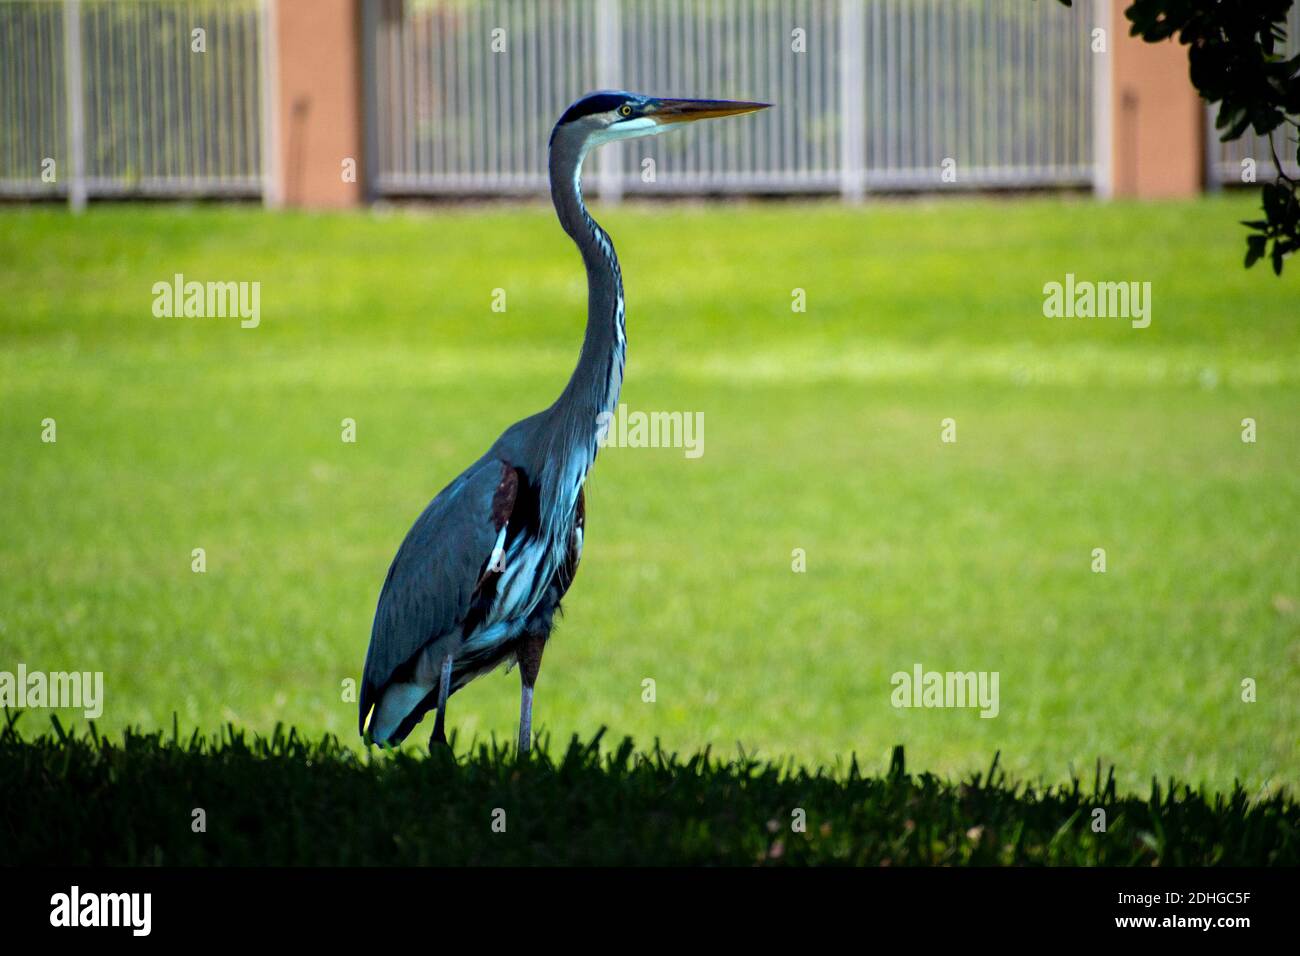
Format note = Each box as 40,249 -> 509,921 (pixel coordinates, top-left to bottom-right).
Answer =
556,91 -> 632,127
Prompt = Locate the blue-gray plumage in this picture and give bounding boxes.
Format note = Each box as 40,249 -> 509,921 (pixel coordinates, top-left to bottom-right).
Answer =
359,91 -> 770,752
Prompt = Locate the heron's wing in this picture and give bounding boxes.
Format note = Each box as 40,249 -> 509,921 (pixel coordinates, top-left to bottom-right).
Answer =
359,458 -> 518,733
556,484 -> 585,596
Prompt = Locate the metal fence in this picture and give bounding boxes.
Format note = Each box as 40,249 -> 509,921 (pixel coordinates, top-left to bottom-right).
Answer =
1205,2 -> 1300,188
0,0 -> 264,203
369,0 -> 1100,198
7,0 -> 1295,204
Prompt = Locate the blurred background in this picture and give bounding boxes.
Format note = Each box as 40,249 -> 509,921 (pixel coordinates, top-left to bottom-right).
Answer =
0,0 -> 1296,792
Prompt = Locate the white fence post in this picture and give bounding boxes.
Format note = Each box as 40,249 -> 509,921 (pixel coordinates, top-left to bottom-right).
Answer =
360,0 -> 380,202
595,0 -> 622,204
62,0 -> 86,212
1091,0 -> 1113,199
839,0 -> 865,203
260,0 -> 281,207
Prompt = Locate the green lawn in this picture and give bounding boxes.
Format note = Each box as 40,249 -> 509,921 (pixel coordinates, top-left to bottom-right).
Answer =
0,196 -> 1296,796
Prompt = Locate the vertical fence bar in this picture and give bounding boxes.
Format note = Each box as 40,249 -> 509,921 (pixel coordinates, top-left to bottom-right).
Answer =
594,0 -> 622,201
838,0 -> 864,201
259,0 -> 280,205
1091,0 -> 1112,198
62,0 -> 85,210
361,0 -> 379,200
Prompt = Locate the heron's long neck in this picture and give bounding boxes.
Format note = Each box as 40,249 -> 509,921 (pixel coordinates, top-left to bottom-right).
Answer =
549,142 -> 626,428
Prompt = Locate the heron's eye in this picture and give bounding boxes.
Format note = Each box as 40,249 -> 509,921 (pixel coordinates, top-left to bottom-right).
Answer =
619,104 -> 633,117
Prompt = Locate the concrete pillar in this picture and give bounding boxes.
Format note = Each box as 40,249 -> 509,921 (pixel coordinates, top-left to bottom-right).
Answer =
264,0 -> 365,208
1107,1 -> 1204,198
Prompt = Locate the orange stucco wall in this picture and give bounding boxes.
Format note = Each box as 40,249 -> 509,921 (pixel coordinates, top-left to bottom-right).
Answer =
270,0 -> 364,208
1108,3 -> 1204,198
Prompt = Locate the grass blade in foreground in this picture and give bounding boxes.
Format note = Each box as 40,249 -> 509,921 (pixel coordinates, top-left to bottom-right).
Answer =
1,717 -> 1294,866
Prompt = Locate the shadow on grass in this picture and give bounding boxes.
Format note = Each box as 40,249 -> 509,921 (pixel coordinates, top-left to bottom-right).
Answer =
1,712 -> 1295,866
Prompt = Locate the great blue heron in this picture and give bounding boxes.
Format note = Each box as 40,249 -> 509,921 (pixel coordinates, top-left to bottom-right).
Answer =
359,91 -> 770,753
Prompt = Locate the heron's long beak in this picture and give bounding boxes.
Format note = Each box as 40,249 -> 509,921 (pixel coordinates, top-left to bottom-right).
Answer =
650,98 -> 772,124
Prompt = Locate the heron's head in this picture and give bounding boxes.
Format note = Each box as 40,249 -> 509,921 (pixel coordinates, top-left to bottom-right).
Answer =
550,90 -> 770,153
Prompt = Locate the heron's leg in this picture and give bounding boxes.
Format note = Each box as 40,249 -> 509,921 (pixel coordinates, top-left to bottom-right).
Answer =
430,652 -> 454,750
518,685 -> 534,755
517,632 -> 546,755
